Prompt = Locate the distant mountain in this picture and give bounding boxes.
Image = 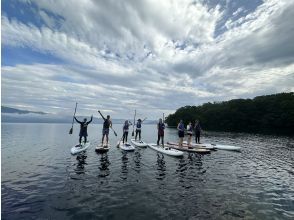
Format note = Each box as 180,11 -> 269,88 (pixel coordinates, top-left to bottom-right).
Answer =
1,106 -> 47,115
1,106 -> 157,124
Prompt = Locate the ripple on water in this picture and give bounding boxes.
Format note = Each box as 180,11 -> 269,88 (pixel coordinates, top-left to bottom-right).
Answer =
2,124 -> 294,219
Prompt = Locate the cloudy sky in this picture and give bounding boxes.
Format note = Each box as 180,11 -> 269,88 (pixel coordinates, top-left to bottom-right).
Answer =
2,0 -> 294,119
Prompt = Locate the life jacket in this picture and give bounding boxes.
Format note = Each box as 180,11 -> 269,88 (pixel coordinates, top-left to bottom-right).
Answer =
136,122 -> 142,130
178,123 -> 185,131
123,124 -> 129,132
158,122 -> 165,131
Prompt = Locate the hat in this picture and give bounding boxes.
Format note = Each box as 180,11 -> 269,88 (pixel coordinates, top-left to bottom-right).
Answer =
137,119 -> 142,121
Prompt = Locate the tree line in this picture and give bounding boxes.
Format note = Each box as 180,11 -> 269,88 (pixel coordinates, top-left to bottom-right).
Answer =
165,92 -> 294,135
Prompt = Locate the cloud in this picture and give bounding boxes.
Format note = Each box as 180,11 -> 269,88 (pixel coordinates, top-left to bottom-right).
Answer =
1,0 -> 294,118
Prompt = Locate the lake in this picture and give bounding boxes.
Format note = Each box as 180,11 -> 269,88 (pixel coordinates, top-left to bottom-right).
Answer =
1,123 -> 294,219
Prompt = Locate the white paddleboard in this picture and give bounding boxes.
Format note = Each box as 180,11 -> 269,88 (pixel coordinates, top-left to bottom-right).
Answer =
148,143 -> 184,157
118,141 -> 135,151
166,143 -> 211,154
71,142 -> 90,155
171,141 -> 216,150
182,141 -> 216,149
130,139 -> 148,147
95,143 -> 111,153
214,144 -> 241,151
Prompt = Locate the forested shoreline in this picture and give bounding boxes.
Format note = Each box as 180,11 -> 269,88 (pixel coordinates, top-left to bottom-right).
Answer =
165,93 -> 294,135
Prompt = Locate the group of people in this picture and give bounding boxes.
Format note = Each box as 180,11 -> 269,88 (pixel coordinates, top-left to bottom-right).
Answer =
73,114 -> 201,147
177,120 -> 202,147
74,114 -> 154,145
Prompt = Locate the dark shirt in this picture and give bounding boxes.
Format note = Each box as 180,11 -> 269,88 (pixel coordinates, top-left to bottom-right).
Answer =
103,119 -> 111,129
194,123 -> 201,132
75,117 -> 92,135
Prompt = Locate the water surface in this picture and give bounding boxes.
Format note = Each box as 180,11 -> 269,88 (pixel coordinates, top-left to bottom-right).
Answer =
2,123 -> 294,219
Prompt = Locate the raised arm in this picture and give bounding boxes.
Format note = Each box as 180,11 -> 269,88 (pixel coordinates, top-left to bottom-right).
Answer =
74,117 -> 82,124
142,117 -> 147,123
87,115 -> 93,124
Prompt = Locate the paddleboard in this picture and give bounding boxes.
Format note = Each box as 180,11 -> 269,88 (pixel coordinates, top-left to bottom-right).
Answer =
213,144 -> 241,151
148,143 -> 184,157
167,144 -> 211,154
130,139 -> 148,147
182,141 -> 216,150
71,142 -> 90,155
169,141 -> 216,150
95,143 -> 111,153
118,141 -> 135,151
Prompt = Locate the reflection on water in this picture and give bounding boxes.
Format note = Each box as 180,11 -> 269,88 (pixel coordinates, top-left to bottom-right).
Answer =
2,123 -> 294,220
98,154 -> 110,178
133,151 -> 142,173
120,152 -> 129,180
156,154 -> 166,181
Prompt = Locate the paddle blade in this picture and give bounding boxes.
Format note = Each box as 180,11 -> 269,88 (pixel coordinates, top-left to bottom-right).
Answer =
132,131 -> 134,136
114,131 -> 117,136
69,128 -> 73,134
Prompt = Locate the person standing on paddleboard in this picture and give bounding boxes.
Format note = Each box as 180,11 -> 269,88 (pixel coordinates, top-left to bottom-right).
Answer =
194,120 -> 202,144
177,120 -> 185,147
157,118 -> 165,146
186,121 -> 193,147
102,115 -> 112,145
122,120 -> 132,143
74,115 -> 93,145
135,119 -> 143,141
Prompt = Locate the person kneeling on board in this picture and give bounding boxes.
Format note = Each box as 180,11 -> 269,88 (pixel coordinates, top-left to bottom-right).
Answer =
157,118 -> 165,146
101,115 -> 112,145
74,115 -> 93,145
177,120 -> 185,147
123,120 -> 132,143
186,121 -> 193,147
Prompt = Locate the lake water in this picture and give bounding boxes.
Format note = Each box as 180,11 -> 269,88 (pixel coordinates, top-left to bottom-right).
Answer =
1,123 -> 294,219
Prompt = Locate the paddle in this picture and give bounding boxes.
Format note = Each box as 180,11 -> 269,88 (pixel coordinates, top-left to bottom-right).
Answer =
98,110 -> 117,136
116,134 -> 124,148
131,110 -> 136,136
69,102 -> 78,134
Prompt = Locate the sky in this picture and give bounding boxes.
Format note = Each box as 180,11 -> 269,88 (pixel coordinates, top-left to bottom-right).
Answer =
2,0 -> 294,119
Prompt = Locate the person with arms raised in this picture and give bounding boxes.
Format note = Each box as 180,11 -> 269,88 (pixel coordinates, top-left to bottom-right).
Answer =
74,115 -> 93,145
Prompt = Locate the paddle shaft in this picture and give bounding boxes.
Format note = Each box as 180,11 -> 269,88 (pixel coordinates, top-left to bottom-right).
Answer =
69,102 -> 78,134
132,110 -> 136,136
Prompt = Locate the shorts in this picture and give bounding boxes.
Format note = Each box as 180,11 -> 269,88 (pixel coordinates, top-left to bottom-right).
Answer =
103,128 -> 109,135
178,131 -> 184,138
158,130 -> 164,137
79,131 -> 88,137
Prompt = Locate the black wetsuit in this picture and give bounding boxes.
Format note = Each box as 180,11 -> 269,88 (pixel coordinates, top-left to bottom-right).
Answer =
75,117 -> 93,144
194,123 -> 201,143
